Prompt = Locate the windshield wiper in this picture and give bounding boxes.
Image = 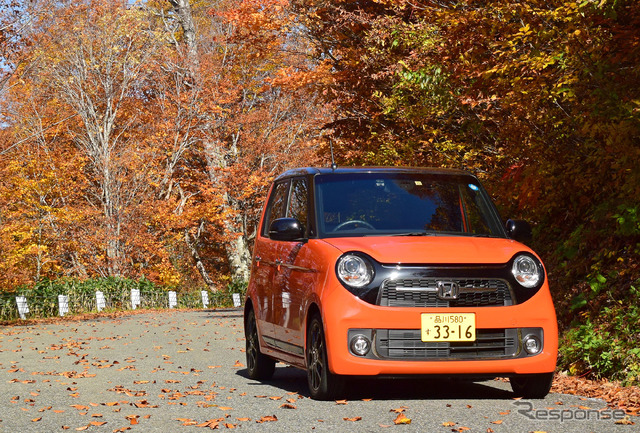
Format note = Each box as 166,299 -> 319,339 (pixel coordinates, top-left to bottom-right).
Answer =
388,231 -> 439,237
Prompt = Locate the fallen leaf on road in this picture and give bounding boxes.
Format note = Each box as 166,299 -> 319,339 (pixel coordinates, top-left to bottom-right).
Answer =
393,413 -> 411,425
343,417 -> 362,422
125,415 -> 139,425
256,415 -> 277,423
615,416 -> 635,425
196,419 -> 220,429
390,406 -> 408,413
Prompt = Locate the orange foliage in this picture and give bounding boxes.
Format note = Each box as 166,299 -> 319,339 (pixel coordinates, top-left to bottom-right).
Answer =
0,0 -> 327,290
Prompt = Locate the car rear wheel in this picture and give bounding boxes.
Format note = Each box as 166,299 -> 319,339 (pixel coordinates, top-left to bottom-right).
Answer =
245,308 -> 275,380
306,314 -> 345,400
510,372 -> 554,398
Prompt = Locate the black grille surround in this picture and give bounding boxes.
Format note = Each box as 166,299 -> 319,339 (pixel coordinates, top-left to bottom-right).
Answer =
378,278 -> 513,308
341,254 -> 546,306
376,328 -> 518,360
346,327 -> 545,361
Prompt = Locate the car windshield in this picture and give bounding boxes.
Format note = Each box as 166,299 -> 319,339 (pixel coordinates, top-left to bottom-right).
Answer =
315,172 -> 505,238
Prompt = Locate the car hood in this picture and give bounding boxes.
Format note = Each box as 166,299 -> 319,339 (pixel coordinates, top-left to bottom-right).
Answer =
320,236 -> 531,265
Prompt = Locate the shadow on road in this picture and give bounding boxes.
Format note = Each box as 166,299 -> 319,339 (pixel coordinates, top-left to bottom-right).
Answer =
203,308 -> 244,319
237,365 -> 514,400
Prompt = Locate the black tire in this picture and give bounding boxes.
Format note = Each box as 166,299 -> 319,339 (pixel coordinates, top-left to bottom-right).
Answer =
510,372 -> 554,398
245,308 -> 275,380
306,314 -> 345,400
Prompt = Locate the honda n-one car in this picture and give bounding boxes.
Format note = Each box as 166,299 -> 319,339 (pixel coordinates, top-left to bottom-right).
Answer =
244,167 -> 557,400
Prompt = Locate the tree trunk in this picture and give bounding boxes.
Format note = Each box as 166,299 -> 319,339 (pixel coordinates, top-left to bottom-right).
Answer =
184,228 -> 216,290
224,221 -> 252,283
167,0 -> 199,71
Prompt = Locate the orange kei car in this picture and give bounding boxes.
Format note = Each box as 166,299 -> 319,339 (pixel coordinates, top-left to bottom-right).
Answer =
244,167 -> 557,400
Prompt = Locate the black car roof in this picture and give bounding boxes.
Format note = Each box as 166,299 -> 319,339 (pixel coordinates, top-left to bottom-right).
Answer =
275,166 -> 474,181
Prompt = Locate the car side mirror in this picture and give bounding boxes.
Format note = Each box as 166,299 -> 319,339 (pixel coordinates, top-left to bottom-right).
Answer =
505,219 -> 532,244
269,218 -> 304,242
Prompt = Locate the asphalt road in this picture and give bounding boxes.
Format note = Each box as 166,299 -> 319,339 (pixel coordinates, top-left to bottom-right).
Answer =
0,310 -> 634,432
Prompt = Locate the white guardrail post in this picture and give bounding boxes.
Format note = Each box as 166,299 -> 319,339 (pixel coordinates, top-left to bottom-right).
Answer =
131,288 -> 141,310
201,290 -> 209,308
232,293 -> 241,308
168,291 -> 177,309
58,294 -> 69,317
16,296 -> 29,319
96,291 -> 106,312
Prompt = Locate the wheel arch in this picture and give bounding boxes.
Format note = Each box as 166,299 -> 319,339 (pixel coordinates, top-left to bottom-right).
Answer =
304,302 -> 322,351
244,297 -> 254,328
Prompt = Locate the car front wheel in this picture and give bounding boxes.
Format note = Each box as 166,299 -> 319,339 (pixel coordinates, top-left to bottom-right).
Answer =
245,308 -> 275,380
306,314 -> 345,400
510,372 -> 554,398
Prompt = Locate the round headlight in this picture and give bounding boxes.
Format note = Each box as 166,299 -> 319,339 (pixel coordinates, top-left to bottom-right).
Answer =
512,255 -> 541,288
337,254 -> 374,288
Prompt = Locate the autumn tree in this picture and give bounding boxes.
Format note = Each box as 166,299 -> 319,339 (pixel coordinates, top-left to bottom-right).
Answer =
0,0 -> 332,291
293,0 -> 640,318
1,1 -> 175,284
146,0 -> 327,285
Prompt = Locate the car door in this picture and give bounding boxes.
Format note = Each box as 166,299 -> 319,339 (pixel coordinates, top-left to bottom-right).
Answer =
272,177 -> 311,358
252,179 -> 290,342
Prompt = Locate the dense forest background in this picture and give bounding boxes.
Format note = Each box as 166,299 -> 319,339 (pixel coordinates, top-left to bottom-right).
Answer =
1,0 -> 639,384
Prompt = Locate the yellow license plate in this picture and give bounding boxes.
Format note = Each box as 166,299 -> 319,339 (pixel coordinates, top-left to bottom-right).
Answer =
421,313 -> 476,342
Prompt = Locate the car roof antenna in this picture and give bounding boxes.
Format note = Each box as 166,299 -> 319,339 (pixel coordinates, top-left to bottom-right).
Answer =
329,139 -> 338,170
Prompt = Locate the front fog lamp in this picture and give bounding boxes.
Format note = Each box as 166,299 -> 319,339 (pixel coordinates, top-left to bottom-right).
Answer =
350,334 -> 371,356
337,254 -> 374,288
512,255 -> 541,288
523,335 -> 542,355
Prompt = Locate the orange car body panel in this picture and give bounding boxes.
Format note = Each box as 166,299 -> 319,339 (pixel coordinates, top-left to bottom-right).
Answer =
248,235 -> 558,376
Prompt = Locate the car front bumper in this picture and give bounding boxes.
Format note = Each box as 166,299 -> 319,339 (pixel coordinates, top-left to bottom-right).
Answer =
320,283 -> 558,377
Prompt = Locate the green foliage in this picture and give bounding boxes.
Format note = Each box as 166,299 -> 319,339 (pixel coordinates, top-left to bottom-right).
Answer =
560,284 -> 640,386
0,277 -> 245,322
613,205 -> 640,237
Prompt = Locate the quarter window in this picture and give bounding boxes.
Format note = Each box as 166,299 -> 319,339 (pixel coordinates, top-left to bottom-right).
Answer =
288,178 -> 309,234
263,180 -> 290,237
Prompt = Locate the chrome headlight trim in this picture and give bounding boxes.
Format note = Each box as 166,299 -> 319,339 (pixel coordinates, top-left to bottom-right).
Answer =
336,253 -> 375,288
512,254 -> 542,289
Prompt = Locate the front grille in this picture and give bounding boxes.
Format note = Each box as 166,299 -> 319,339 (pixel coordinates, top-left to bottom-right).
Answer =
376,328 -> 519,360
378,279 -> 512,307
